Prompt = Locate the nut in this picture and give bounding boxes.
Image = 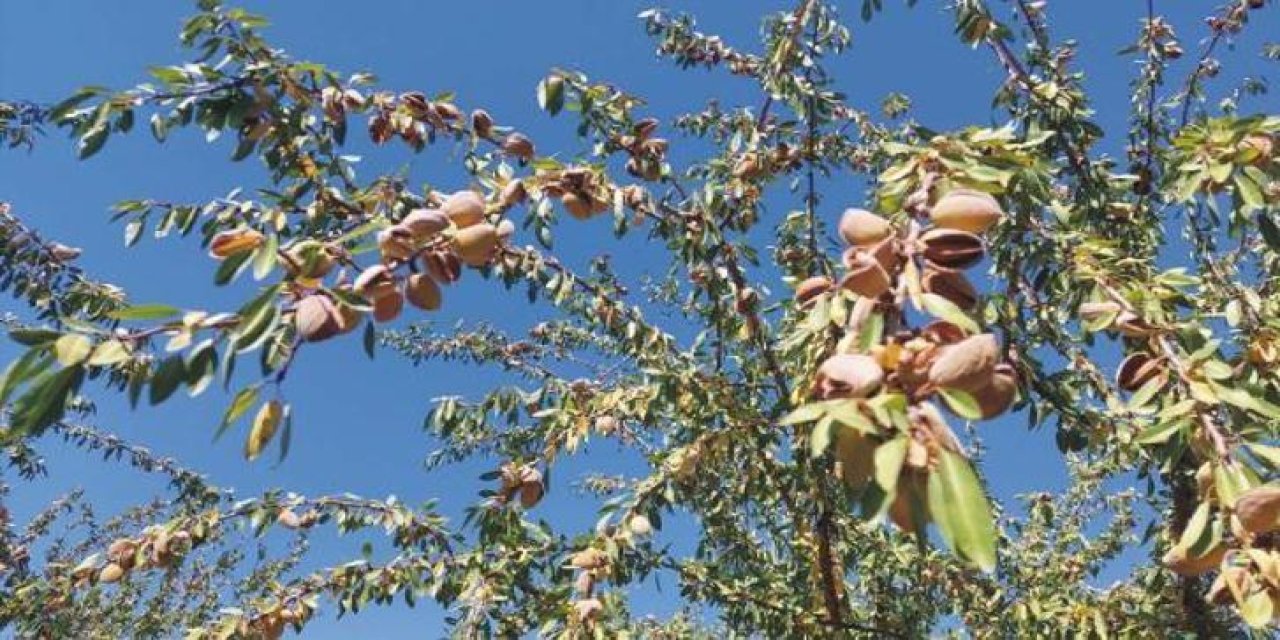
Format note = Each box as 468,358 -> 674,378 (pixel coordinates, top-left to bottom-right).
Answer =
922,267 -> 978,310
401,208 -> 450,240
453,223 -> 499,267
377,225 -> 417,262
838,209 -> 893,247
442,191 -> 486,228
502,132 -> 535,160
927,333 -> 1000,392
920,228 -> 985,270
294,295 -> 343,342
1116,353 -> 1165,392
795,276 -> 834,308
840,252 -> 892,299
1235,486 -> 1280,535
972,363 -> 1018,418
930,189 -> 1003,234
404,274 -> 442,311
209,228 -> 264,259
423,250 -> 463,284
814,354 -> 885,400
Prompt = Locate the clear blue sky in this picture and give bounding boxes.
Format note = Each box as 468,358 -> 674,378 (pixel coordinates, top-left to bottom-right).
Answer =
1,1 -> 1275,636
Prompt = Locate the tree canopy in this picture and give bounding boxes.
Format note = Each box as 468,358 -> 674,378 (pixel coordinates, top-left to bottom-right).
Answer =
3,0 -> 1280,637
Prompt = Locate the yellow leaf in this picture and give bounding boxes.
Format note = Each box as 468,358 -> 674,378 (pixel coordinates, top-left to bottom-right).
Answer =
245,400 -> 283,461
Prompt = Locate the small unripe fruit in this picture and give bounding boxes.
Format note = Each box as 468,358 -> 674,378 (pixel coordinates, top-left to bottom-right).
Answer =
277,509 -> 301,529
593,415 -> 619,434
571,548 -> 608,570
628,514 -> 653,536
920,228 -> 985,270
574,571 -> 594,597
930,189 -> 1003,234
838,209 -> 893,247
209,228 -> 264,259
470,109 -> 494,138
443,191 -> 486,228
814,354 -> 885,400
453,223 -> 499,267
98,562 -> 126,584
502,132 -> 535,160
404,274 -> 442,311
1240,133 -> 1274,165
928,333 -> 999,392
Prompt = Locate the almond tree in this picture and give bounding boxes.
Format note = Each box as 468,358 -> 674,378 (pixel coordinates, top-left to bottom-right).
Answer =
2,0 -> 1280,637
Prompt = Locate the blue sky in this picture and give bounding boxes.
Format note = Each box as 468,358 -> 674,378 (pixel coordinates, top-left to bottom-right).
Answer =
1,1 -> 1276,636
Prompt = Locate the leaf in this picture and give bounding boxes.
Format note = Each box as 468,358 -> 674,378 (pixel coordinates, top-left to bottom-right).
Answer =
362,322 -> 377,359
1135,419 -> 1185,445
1241,589 -> 1274,628
107,304 -> 181,321
0,348 -> 53,408
214,250 -> 254,286
1177,500 -> 1212,554
216,385 -> 260,441
810,416 -> 834,458
938,388 -> 982,420
8,365 -> 84,438
52,334 -> 92,367
9,328 -> 62,346
252,233 -> 278,280
537,76 -> 565,116
77,124 -> 109,159
927,449 -> 998,572
920,293 -> 980,334
874,437 -> 908,491
1259,213 -> 1280,252
780,402 -> 827,426
1248,443 -> 1280,469
245,400 -> 283,461
148,356 -> 186,405
1211,381 -> 1280,419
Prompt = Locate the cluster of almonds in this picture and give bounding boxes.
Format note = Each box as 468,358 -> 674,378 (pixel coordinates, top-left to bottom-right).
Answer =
568,547 -> 608,627
495,462 -> 545,508
616,118 -> 669,182
1161,485 -> 1280,622
75,527 -> 192,587
242,602 -> 310,640
791,189 -> 1014,519
798,188 -> 1001,311
540,166 -> 615,221
732,144 -> 803,181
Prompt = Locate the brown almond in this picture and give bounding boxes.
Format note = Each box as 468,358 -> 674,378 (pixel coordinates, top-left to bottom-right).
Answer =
814,354 -> 884,400
470,109 -> 493,138
838,209 -> 893,247
283,241 -> 335,279
377,225 -> 417,262
1116,353 -> 1165,392
972,363 -> 1018,419
922,268 -> 978,310
453,223 -> 499,267
98,562 -> 126,584
562,192 -> 594,220
795,276 -> 834,307
277,509 -> 301,530
209,228 -> 264,259
372,288 -> 404,323
928,333 -> 1000,392
840,252 -> 892,299
570,548 -> 607,570
502,132 -> 535,160
920,228 -> 985,270
401,208 -> 449,240
442,191 -> 486,228
353,264 -> 397,301
499,180 -> 528,209
1235,486 -> 1280,535
404,274 -> 442,311
423,250 -> 462,284
930,189 -> 1003,234
294,295 -> 342,342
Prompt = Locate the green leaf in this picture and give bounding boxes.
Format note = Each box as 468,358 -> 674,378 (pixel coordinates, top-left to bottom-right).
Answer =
107,304 -> 181,321
1211,381 -> 1280,419
920,293 -> 980,334
1135,418 -> 1186,445
214,250 -> 254,286
362,322 -> 377,359
53,334 -> 92,367
810,416 -> 834,458
9,328 -> 62,346
216,385 -> 260,441
780,402 -> 827,426
938,388 -> 982,420
252,234 -> 278,280
1241,589 -> 1274,628
87,339 -> 131,367
245,400 -> 283,461
77,125 -> 109,159
874,437 -> 908,491
8,365 -> 84,438
537,76 -> 565,116
148,356 -> 186,405
0,349 -> 54,408
927,449 -> 998,572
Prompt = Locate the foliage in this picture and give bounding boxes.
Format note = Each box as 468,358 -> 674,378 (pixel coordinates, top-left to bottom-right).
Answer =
2,0 -> 1280,637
